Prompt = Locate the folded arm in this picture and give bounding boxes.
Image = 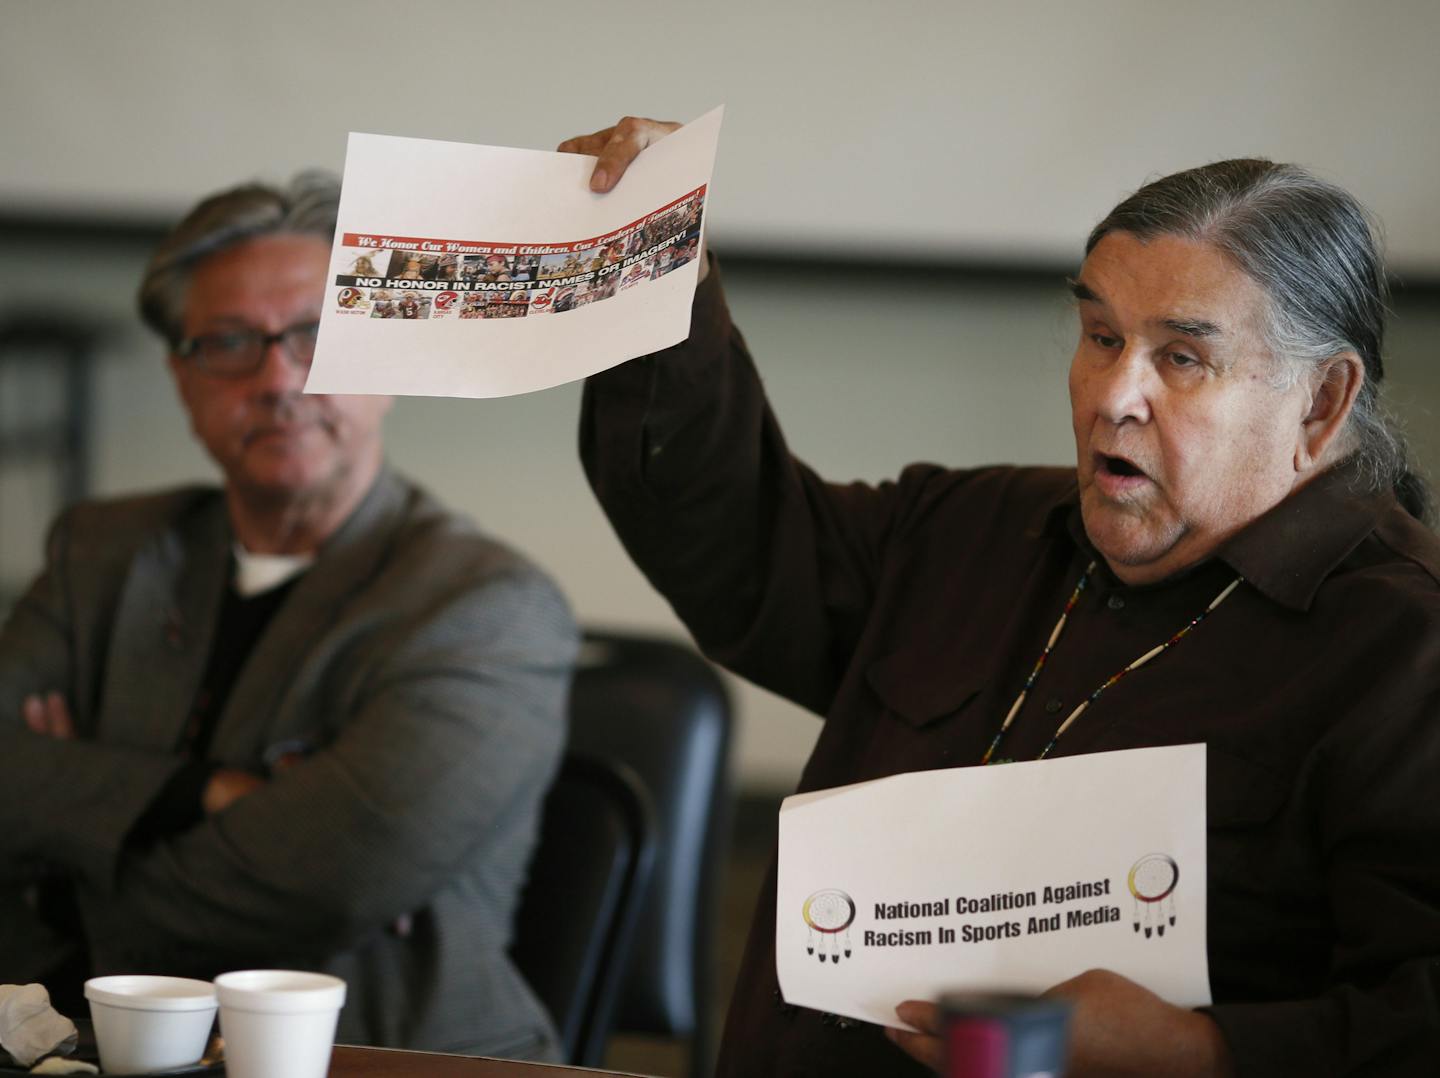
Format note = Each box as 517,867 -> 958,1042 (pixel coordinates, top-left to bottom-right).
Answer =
79,569 -> 575,960
0,513 -> 186,883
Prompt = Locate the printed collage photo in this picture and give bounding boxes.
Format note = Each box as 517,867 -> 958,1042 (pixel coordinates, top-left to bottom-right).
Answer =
329,188 -> 705,321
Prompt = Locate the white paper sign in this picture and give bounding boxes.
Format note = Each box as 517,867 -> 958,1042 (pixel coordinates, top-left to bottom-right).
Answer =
305,108 -> 723,399
777,745 -> 1210,1028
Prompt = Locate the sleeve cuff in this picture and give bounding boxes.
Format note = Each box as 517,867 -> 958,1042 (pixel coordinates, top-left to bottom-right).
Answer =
1202,999 -> 1335,1077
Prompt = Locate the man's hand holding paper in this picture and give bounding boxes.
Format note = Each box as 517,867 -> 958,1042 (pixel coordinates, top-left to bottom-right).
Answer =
558,117 -> 708,282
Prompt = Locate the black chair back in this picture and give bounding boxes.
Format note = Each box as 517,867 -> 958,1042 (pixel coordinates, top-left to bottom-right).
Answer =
568,632 -> 733,1073
510,752 -> 655,1067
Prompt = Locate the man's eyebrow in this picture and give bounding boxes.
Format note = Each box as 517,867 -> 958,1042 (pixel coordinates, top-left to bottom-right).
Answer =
1068,278 -> 1224,338
1162,317 -> 1223,338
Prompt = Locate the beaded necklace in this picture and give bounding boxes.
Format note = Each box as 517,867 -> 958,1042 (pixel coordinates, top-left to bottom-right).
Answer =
979,560 -> 1244,765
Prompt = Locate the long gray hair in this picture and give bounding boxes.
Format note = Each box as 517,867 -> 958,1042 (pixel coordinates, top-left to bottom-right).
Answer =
138,171 -> 340,347
1086,159 -> 1430,523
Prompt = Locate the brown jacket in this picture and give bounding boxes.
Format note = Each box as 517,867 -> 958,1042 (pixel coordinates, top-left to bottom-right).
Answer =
582,263 -> 1440,1077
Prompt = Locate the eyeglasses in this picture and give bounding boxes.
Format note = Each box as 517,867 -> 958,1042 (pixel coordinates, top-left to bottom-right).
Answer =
175,320 -> 321,378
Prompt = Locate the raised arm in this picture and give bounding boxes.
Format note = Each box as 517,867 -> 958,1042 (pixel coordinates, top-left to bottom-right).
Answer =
568,117 -> 937,716
580,255 -> 924,715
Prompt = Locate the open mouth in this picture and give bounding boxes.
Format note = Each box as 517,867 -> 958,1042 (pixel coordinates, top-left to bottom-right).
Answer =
1097,453 -> 1148,481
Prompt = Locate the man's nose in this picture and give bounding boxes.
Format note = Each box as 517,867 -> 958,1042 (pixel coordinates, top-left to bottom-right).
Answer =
1093,348 -> 1153,425
250,339 -> 309,394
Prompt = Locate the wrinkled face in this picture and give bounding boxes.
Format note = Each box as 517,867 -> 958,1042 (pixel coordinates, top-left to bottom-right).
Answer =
170,234 -> 393,504
1069,232 -> 1312,584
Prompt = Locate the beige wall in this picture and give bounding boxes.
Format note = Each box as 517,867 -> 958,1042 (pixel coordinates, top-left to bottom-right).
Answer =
4,0 -> 1440,272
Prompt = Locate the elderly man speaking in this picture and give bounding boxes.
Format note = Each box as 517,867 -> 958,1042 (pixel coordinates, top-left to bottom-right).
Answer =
0,175 -> 575,1060
568,119 -> 1440,1076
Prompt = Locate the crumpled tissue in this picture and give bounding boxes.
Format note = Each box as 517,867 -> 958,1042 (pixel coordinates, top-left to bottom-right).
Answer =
27,1058 -> 97,1075
0,985 -> 77,1069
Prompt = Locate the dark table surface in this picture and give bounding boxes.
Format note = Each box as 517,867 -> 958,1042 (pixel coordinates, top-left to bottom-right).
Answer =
329,1046 -> 646,1077
4,1028 -> 648,1077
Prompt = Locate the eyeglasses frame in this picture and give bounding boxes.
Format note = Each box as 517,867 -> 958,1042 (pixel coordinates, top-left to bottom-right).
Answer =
174,320 -> 322,378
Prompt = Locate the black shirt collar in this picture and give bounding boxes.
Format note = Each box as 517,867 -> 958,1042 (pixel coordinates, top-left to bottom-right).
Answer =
1040,461 -> 1392,612
1216,462 -> 1391,612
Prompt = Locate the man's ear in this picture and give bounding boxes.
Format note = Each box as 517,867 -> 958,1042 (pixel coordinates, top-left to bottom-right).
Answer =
1298,351 -> 1365,472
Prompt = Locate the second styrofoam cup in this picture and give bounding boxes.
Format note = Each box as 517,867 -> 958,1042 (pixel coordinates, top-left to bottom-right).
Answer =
84,975 -> 217,1074
214,970 -> 346,1078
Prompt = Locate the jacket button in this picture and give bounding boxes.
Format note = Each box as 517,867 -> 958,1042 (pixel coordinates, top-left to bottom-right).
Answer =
1107,594 -> 1126,610
1044,698 -> 1063,714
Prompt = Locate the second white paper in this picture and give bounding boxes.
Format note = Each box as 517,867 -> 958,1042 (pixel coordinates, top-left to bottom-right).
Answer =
776,745 -> 1210,1029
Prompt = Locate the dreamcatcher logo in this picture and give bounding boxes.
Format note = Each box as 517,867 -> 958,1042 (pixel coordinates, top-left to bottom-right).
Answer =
1127,853 -> 1179,938
802,889 -> 856,964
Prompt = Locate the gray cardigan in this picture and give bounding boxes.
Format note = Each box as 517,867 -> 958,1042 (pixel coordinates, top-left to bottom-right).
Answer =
0,469 -> 575,1060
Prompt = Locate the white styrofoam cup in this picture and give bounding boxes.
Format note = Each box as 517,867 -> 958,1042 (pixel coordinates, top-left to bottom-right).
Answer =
214,969 -> 347,1078
84,974 -> 217,1074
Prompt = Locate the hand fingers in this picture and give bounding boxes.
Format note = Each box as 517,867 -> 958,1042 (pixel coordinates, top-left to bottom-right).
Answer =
895,1000 -> 944,1035
22,694 -> 47,734
203,769 -> 267,815
21,693 -> 74,739
556,126 -> 616,157
556,127 -> 619,189
45,691 -> 75,739
592,117 -> 680,192
1043,967 -> 1120,1002
1042,975 -> 1080,999
557,117 -> 682,193
885,1026 -> 945,1073
886,1001 -> 946,1073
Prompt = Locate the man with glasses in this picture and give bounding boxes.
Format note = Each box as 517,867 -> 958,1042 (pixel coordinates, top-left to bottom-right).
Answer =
0,174 -> 575,1061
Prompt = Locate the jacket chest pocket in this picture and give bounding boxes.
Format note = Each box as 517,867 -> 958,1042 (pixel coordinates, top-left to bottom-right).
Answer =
1201,746 -> 1320,941
861,650 -> 992,770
